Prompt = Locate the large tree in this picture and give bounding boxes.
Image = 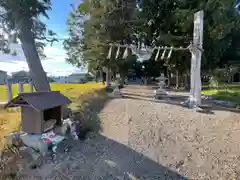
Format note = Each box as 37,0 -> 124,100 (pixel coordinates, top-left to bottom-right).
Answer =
64,0 -> 136,85
135,0 -> 240,73
0,0 -> 57,91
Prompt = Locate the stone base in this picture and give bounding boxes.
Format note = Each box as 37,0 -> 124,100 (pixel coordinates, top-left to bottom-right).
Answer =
110,93 -> 122,98
154,88 -> 168,99
109,87 -> 122,98
182,98 -> 197,109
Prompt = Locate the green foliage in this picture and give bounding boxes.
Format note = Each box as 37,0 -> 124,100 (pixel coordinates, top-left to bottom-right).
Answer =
135,0 -> 240,72
202,86 -> 240,105
0,0 -> 57,56
209,76 -> 219,89
64,0 -> 136,75
65,0 -> 240,80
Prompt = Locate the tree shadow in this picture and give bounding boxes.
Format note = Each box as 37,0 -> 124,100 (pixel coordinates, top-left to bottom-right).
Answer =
202,84 -> 240,91
64,134 -> 188,180
69,88 -> 111,134
211,91 -> 240,105
123,92 -> 155,98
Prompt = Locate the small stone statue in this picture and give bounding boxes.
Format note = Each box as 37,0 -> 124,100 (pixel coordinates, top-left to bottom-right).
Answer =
110,79 -> 122,98
155,73 -> 168,99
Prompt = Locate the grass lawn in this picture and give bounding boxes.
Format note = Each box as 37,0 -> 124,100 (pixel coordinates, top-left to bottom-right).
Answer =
0,82 -> 106,150
202,84 -> 240,105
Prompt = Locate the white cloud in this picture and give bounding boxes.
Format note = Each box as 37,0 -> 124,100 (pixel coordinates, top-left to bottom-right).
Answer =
0,59 -> 86,77
0,43 -> 25,61
0,42 -> 85,76
43,43 -> 67,60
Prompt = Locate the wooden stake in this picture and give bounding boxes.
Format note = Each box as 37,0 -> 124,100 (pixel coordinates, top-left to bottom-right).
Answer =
29,81 -> 34,92
6,83 -> 13,102
18,83 -> 24,94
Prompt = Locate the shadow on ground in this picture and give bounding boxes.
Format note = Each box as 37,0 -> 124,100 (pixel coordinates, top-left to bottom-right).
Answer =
211,91 -> 240,105
70,88 -> 110,134
41,134 -> 188,180
123,92 -> 155,98
201,84 -> 240,90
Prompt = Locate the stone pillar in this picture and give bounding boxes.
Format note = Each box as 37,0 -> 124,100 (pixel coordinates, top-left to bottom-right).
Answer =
194,11 -> 204,106
188,10 -> 204,108
176,70 -> 179,89
105,68 -> 110,88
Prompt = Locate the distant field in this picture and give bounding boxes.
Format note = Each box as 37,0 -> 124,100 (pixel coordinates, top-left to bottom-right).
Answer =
0,82 -> 104,102
0,82 -> 105,150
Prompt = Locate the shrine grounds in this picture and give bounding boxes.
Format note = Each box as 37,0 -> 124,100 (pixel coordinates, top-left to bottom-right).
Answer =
0,82 -> 106,150
0,83 -> 240,179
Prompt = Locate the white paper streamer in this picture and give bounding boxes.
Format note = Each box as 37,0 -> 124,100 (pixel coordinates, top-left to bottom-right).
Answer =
123,47 -> 128,59
131,44 -> 154,60
155,47 -> 160,61
107,45 -> 112,59
115,45 -> 120,59
161,47 -> 167,60
167,47 -> 173,59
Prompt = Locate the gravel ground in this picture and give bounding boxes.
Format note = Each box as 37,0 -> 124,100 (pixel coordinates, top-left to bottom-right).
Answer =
16,85 -> 240,180
99,85 -> 240,180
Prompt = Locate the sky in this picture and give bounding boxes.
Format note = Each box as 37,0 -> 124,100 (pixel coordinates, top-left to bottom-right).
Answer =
0,0 -> 85,77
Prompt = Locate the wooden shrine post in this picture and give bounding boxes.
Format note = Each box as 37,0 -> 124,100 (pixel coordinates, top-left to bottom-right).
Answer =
190,10 -> 204,107
29,80 -> 34,92
6,83 -> 13,102
18,83 -> 24,94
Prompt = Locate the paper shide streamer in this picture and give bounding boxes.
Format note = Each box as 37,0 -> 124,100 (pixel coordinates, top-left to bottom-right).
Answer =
107,45 -> 113,59
161,47 -> 167,60
115,46 -> 120,59
155,47 -> 160,61
167,47 -> 173,59
123,47 -> 128,59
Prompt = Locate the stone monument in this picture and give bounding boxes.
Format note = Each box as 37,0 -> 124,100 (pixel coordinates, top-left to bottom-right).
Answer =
184,10 -> 204,108
155,73 -> 168,99
110,77 -> 122,98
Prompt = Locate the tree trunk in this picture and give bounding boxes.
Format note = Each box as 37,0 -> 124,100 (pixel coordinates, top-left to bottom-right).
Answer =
185,72 -> 189,89
18,19 -> 50,92
95,71 -> 98,82
100,69 -> 104,85
105,67 -> 110,88
176,70 -> 179,89
228,74 -> 232,83
167,69 -> 171,87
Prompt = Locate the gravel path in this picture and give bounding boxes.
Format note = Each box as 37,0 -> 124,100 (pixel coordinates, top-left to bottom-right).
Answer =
19,85 -> 240,180
99,85 -> 240,180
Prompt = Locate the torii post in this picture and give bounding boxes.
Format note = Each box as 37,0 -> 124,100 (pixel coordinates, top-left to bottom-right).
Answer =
190,10 -> 204,107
